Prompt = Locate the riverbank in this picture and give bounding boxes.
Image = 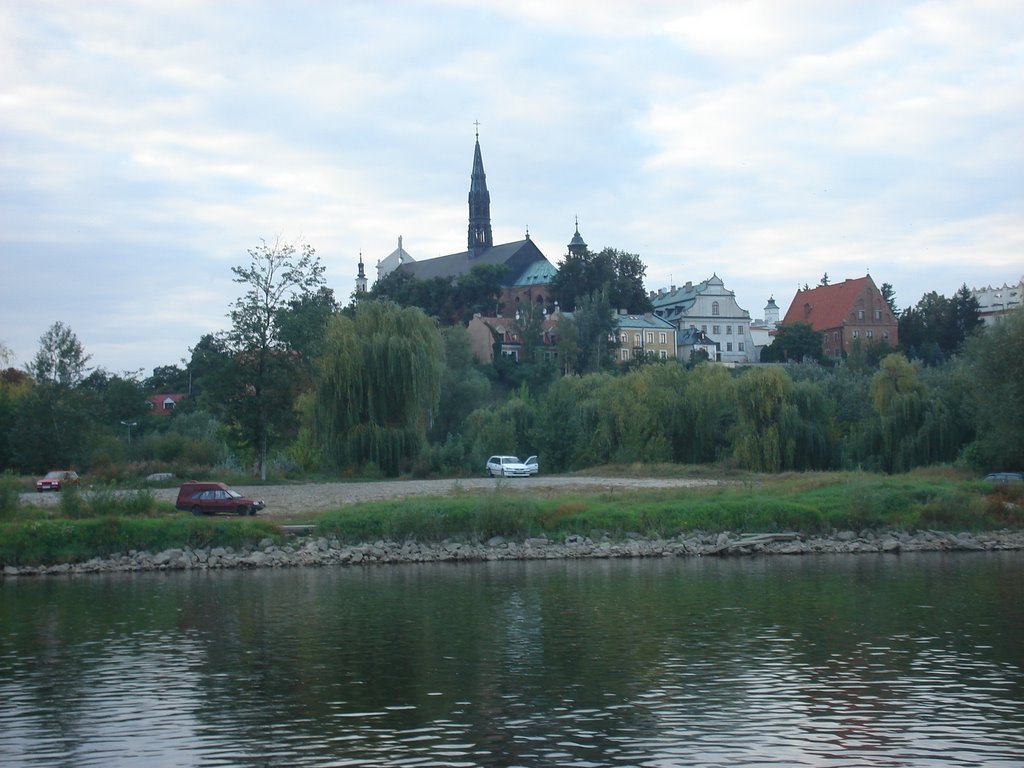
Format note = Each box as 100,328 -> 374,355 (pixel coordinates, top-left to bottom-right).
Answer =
4,527 -> 1024,577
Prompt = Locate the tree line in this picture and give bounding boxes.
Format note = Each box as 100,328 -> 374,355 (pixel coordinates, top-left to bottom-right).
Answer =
0,238 -> 1020,479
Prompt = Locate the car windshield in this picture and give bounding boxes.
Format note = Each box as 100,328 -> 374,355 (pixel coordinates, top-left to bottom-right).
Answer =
44,472 -> 63,479
504,457 -> 520,464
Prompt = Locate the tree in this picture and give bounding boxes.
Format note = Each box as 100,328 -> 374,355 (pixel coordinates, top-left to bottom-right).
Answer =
226,238 -> 326,479
573,289 -> 618,372
962,309 -> 1024,469
762,322 -> 823,363
819,273 -> 830,286
144,365 -> 190,394
880,282 -> 898,317
899,287 -> 980,364
29,321 -> 91,388
551,247 -> 652,314
11,323 -> 92,471
429,325 -> 491,442
310,302 -> 442,475
367,264 -> 507,323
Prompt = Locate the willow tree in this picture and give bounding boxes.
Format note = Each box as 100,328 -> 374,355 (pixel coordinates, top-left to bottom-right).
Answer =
311,302 -> 442,475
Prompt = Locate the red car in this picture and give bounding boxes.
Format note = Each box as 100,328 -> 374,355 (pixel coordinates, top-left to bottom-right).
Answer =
175,481 -> 265,516
36,470 -> 80,492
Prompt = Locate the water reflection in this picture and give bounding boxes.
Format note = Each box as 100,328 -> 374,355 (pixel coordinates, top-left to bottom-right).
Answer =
1,554 -> 1022,766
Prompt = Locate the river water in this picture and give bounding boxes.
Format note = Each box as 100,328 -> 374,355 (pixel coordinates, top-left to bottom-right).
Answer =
1,553 -> 1022,767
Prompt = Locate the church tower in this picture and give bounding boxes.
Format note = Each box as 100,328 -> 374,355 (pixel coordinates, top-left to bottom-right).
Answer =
355,251 -> 367,294
467,126 -> 493,256
567,216 -> 587,257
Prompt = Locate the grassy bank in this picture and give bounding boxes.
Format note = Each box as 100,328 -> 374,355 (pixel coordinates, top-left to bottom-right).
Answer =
313,471 -> 1022,544
1,471 -> 1021,567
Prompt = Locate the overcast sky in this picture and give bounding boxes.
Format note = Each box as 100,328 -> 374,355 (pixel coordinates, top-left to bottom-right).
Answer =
2,1 -> 1021,376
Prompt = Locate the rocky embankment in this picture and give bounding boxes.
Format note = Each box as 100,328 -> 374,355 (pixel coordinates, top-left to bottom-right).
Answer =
4,528 -> 1023,577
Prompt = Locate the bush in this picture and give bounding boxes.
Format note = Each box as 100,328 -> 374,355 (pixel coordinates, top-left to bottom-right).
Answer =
0,471 -> 20,520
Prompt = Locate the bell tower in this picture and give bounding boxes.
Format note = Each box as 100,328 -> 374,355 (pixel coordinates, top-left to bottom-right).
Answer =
467,122 -> 493,256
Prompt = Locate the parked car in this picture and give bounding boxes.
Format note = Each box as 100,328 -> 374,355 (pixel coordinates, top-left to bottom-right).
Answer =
983,472 -> 1024,484
485,455 -> 531,478
524,455 -> 539,475
36,470 -> 80,492
175,481 -> 265,516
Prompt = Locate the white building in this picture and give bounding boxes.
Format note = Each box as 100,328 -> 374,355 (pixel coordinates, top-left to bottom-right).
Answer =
971,278 -> 1023,326
650,275 -> 756,364
376,236 -> 415,282
749,297 -> 780,359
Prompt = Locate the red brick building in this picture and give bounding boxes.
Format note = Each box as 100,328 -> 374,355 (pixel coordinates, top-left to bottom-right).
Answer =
782,275 -> 898,360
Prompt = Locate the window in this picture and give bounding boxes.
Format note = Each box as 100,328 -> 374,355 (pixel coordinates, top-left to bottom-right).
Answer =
726,325 -> 732,335
660,350 -> 668,360
852,330 -> 860,339
858,309 -> 865,320
712,325 -> 720,334
738,342 -> 745,352
701,325 -> 707,333
737,325 -> 744,334
645,332 -> 653,344
620,333 -> 627,343
690,324 -> 696,330
621,349 -> 630,361
867,330 -> 874,339
875,309 -> 881,320
726,342 -> 733,352
659,332 -> 667,344
883,331 -> 890,340
712,301 -> 720,316
634,333 -> 641,346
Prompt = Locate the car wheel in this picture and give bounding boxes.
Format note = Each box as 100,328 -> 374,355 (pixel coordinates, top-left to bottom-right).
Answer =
237,505 -> 249,516
488,468 -> 494,477
191,505 -> 203,516
248,507 -> 257,516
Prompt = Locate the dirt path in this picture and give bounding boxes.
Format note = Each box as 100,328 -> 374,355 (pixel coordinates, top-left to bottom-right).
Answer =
22,476 -> 716,519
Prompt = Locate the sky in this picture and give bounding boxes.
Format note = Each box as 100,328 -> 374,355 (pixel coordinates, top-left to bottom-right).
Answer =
1,0 -> 1022,376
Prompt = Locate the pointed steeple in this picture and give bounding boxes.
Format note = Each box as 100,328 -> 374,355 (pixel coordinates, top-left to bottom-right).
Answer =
567,216 -> 587,257
355,250 -> 367,293
467,123 -> 492,256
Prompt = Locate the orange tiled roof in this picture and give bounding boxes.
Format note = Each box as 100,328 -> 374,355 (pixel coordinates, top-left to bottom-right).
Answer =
782,277 -> 873,331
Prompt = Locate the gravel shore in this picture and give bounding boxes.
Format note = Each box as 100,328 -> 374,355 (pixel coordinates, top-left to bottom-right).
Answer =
4,528 -> 1024,578
21,476 -> 719,518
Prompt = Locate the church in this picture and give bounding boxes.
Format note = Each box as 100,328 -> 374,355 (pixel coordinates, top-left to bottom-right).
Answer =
365,131 -> 562,319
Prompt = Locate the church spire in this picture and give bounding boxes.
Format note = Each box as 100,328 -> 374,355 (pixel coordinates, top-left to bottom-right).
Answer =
355,250 -> 367,293
467,122 -> 493,256
567,215 -> 587,257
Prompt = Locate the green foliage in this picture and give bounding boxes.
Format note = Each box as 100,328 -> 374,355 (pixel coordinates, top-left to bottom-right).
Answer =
311,302 -> 443,475
0,471 -> 20,519
762,321 -> 823,363
367,264 -> 508,322
315,493 -> 546,544
0,516 -> 280,567
898,286 -> 982,364
223,237 -> 327,479
551,246 -> 652,314
962,308 -> 1024,469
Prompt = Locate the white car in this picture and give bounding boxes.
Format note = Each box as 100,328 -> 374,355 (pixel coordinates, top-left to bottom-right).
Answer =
486,455 -> 531,477
524,455 -> 538,475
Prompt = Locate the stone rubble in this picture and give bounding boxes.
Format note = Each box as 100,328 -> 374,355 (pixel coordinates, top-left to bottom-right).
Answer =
3,528 -> 1024,577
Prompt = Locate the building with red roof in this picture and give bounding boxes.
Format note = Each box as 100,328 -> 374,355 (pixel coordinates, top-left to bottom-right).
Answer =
781,275 -> 898,361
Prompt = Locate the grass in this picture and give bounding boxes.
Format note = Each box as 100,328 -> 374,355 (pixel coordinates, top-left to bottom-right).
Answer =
2,469 -> 1020,567
314,470 -> 1023,544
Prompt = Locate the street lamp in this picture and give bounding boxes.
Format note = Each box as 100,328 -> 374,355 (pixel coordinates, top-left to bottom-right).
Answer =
120,420 -> 138,451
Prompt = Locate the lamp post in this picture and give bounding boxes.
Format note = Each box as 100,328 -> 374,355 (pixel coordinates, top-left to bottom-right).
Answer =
120,420 -> 138,451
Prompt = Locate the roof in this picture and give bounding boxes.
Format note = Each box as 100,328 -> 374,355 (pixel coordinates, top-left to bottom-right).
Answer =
781,276 -> 877,331
397,238 -> 553,286
614,312 -> 676,331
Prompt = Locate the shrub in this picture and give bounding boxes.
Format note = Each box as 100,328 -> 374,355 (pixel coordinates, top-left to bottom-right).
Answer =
0,471 -> 20,519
